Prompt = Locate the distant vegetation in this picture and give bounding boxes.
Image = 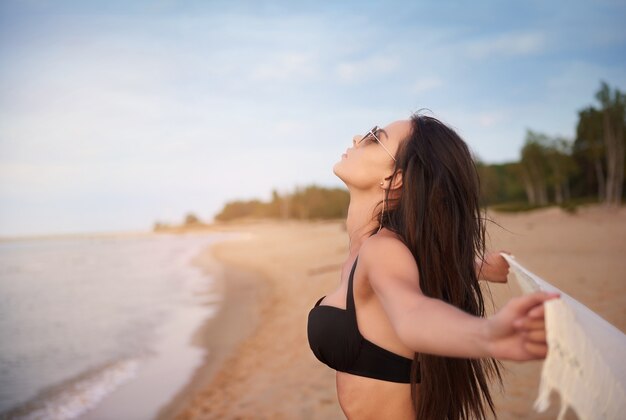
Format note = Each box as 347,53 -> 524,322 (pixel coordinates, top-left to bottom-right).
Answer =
156,80 -> 625,228
477,80 -> 625,212
214,185 -> 350,222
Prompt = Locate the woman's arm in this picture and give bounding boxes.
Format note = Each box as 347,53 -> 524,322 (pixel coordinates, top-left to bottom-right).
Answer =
360,237 -> 558,361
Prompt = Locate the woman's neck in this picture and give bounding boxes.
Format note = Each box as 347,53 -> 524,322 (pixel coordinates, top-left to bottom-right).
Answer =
346,190 -> 381,256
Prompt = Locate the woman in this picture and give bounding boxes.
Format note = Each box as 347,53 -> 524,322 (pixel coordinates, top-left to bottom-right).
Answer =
307,111 -> 560,420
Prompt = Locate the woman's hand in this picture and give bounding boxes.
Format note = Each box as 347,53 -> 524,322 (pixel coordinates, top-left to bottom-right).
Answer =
478,250 -> 511,283
485,291 -> 560,361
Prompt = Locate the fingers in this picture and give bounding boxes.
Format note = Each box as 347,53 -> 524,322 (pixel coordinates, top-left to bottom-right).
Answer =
498,250 -> 512,265
512,291 -> 560,316
515,319 -> 547,344
499,250 -> 512,267
523,329 -> 546,342
516,301 -> 551,359
490,252 -> 510,264
524,341 -> 548,358
483,252 -> 511,281
528,304 -> 545,318
515,318 -> 544,330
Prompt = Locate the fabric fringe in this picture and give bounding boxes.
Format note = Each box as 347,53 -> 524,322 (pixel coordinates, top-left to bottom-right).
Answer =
500,253 -> 626,420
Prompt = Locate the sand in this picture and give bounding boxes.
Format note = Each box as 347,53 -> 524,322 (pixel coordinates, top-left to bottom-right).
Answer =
162,205 -> 626,420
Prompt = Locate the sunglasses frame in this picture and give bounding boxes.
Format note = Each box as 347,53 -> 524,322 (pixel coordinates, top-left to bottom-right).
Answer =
359,126 -> 397,162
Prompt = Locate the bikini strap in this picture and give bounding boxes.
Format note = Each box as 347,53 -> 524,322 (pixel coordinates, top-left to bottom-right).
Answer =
346,256 -> 359,313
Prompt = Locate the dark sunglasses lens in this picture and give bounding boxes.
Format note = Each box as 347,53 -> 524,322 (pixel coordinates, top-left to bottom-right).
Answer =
360,126 -> 378,144
369,128 -> 379,142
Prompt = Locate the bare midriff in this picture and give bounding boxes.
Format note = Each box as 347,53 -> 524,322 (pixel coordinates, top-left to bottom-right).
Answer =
336,371 -> 418,419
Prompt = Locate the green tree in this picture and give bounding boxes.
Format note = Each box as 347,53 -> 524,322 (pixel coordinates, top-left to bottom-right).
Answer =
184,213 -> 201,225
544,136 -> 578,204
574,106 -> 605,201
474,160 -> 525,206
595,80 -> 626,206
214,185 -> 350,222
214,199 -> 265,221
520,130 -> 550,205
475,160 -> 499,207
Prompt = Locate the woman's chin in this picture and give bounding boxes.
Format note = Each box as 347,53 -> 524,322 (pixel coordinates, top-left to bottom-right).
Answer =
332,161 -> 345,181
333,166 -> 352,189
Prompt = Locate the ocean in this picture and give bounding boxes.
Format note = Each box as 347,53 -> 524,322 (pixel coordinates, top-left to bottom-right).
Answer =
0,231 -> 237,419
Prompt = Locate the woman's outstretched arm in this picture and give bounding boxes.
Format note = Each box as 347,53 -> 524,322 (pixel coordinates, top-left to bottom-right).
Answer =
360,236 -> 559,361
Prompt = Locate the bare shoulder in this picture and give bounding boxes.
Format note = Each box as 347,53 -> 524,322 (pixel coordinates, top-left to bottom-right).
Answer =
360,230 -> 413,263
359,230 -> 422,295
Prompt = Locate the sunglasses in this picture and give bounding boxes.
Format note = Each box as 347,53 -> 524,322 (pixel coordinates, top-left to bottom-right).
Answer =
358,126 -> 397,162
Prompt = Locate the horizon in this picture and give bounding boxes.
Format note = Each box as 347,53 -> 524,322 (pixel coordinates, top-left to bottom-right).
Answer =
1,0 -> 625,237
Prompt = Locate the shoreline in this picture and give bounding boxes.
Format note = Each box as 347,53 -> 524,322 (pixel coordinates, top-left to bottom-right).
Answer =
165,220 -> 348,419
155,233 -> 272,420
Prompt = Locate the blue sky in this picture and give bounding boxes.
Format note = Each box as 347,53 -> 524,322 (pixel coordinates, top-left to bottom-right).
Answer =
1,0 -> 625,237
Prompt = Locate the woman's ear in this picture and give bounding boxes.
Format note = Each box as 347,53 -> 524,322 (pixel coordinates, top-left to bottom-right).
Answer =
390,169 -> 402,190
384,170 -> 403,191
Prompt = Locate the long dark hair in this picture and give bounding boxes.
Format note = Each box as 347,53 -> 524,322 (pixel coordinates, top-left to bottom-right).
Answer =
369,111 -> 504,419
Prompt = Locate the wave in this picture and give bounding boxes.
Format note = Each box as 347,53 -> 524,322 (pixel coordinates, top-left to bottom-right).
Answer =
2,357 -> 141,420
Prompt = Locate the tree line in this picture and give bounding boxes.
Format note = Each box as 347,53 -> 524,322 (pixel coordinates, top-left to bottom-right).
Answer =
214,185 -> 350,222
205,80 -> 625,223
478,80 -> 625,211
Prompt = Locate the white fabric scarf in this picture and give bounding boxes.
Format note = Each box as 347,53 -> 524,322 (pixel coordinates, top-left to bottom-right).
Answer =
500,253 -> 626,420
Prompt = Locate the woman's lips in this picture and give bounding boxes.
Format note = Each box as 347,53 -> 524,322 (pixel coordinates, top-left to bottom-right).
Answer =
342,153 -> 347,158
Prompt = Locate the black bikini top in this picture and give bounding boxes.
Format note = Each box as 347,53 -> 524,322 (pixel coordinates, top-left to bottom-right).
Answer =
307,256 -> 419,384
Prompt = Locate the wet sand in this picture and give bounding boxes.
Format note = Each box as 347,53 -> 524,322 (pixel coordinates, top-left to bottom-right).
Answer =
162,206 -> 626,419
155,235 -> 271,420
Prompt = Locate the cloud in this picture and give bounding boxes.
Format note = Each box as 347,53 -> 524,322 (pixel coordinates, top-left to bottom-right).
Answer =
335,55 -> 400,83
464,31 -> 546,59
250,52 -> 319,82
477,112 -> 502,127
0,163 -> 81,196
411,77 -> 444,94
272,119 -> 307,136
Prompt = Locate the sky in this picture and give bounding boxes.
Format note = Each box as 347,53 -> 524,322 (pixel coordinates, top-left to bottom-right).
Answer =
1,0 -> 625,237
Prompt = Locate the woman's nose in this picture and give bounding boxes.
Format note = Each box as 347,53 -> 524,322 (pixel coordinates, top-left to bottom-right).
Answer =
352,136 -> 359,146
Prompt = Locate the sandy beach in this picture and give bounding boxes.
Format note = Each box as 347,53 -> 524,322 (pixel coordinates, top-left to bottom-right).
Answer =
162,205 -> 626,420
